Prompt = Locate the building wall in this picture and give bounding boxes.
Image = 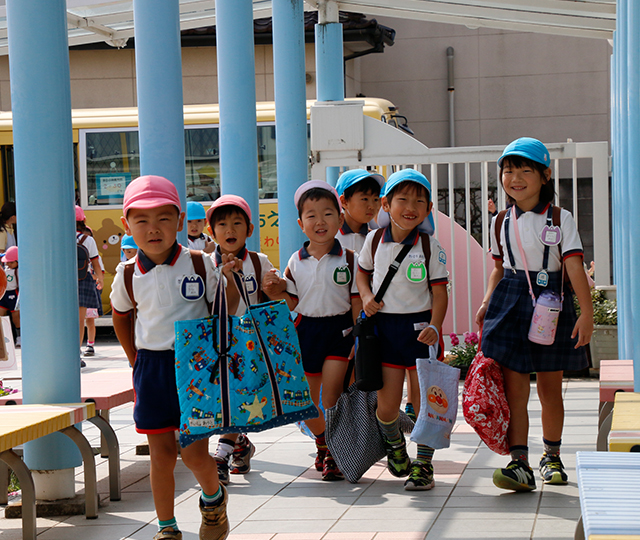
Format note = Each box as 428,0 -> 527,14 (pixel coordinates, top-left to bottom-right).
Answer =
354,17 -> 612,149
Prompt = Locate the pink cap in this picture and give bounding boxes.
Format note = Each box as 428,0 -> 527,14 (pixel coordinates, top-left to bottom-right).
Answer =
123,176 -> 182,217
294,180 -> 342,212
206,195 -> 252,224
2,246 -> 17,263
75,205 -> 86,221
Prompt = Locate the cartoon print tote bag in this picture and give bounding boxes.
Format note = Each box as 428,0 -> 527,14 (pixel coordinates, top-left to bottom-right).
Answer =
175,271 -> 317,447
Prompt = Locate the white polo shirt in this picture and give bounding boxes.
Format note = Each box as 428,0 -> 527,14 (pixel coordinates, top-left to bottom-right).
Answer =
213,245 -> 274,316
284,239 -> 359,318
110,243 -> 219,351
335,222 -> 369,255
188,233 -> 214,251
491,203 -> 583,272
4,266 -> 17,291
358,227 -> 449,314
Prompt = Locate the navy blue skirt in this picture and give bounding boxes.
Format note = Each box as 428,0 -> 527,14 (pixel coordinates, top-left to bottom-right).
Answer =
78,274 -> 101,309
481,270 -> 588,374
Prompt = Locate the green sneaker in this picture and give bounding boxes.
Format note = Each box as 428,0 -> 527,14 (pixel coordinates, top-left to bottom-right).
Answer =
404,461 -> 435,491
539,454 -> 568,484
493,459 -> 536,491
153,527 -> 182,540
382,435 -> 411,478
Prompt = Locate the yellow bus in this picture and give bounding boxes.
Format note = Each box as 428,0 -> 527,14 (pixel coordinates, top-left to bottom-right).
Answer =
0,98 -> 402,312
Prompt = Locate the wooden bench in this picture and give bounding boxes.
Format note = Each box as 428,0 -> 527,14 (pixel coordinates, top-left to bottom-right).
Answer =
608,392 -> 640,452
575,451 -> 640,540
0,403 -> 116,540
597,359 -> 634,451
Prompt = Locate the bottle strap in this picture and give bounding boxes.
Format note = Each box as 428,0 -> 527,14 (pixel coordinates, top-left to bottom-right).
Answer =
509,205 -> 537,306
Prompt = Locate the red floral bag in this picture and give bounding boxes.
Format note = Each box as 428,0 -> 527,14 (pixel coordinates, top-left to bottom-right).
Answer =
462,347 -> 510,455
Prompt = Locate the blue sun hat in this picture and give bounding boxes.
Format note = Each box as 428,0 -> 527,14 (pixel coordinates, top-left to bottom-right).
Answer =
377,168 -> 435,235
498,137 -> 550,168
335,169 -> 385,196
120,234 -> 138,261
187,201 -> 207,221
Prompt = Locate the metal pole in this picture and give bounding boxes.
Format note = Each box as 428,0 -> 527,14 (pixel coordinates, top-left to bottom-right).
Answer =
133,0 -> 187,244
6,0 -> 81,474
215,0 -> 260,251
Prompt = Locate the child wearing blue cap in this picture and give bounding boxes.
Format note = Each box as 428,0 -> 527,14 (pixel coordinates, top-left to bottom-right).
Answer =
476,137 -> 593,492
335,169 -> 383,253
356,168 -> 449,491
186,201 -> 215,253
120,234 -> 138,261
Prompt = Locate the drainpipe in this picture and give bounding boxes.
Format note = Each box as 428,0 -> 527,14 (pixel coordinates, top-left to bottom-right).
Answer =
447,46 -> 455,147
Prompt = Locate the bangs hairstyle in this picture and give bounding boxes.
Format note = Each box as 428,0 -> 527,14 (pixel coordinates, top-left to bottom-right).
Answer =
207,205 -> 251,229
342,177 -> 382,200
385,180 -> 430,204
500,155 -> 554,205
297,187 -> 341,218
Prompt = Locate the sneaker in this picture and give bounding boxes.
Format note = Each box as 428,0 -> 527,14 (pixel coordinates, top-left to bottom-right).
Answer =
404,402 -> 417,422
84,345 -> 95,357
230,434 -> 255,474
539,453 -> 568,485
14,336 -> 21,348
199,485 -> 229,540
80,359 -> 87,368
493,459 -> 536,491
315,442 -> 327,472
153,527 -> 183,540
214,456 -> 229,486
322,451 -> 344,481
404,461 -> 435,491
382,435 -> 411,478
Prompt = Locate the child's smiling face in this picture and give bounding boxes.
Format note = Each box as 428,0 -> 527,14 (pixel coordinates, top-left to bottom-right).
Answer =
211,210 -> 253,256
382,183 -> 432,235
501,159 -> 551,211
188,218 -> 206,237
122,205 -> 183,265
297,196 -> 343,246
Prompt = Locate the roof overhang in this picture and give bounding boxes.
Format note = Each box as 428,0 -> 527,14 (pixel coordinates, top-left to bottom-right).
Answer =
0,0 -> 616,56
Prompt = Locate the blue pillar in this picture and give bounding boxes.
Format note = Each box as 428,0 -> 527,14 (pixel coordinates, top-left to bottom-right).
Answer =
215,0 -> 260,252
6,0 -> 81,470
315,5 -> 344,186
626,0 -> 640,390
133,0 -> 187,245
273,0 -> 308,265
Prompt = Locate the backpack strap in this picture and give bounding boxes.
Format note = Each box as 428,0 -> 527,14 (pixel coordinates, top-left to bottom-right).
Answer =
345,248 -> 355,289
78,233 -> 88,246
190,250 -> 213,315
419,232 -> 433,293
370,228 -> 384,260
248,250 -> 264,302
123,259 -> 137,348
493,209 -> 508,261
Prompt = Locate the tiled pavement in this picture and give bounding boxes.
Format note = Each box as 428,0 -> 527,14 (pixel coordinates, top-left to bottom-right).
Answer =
0,338 -> 598,539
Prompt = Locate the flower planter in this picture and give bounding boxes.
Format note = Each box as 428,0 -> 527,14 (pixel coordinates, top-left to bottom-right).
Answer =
590,325 -> 618,369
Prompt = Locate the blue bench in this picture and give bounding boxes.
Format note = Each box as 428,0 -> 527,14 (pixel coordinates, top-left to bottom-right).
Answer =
575,451 -> 640,540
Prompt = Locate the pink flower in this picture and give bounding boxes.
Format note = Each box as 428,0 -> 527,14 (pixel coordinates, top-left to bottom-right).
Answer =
449,333 -> 459,346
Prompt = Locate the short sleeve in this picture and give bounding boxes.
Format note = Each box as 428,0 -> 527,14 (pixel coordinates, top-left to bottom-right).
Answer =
284,254 -> 298,297
428,237 -> 449,285
258,252 -> 275,281
110,262 -> 134,314
82,235 -> 100,259
560,209 -> 583,259
358,231 -> 375,274
489,214 -> 502,261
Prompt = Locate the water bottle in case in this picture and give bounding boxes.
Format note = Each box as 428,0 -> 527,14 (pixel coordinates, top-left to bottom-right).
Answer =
528,290 -> 562,345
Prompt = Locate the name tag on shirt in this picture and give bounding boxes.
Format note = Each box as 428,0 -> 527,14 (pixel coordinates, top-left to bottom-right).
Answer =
180,274 -> 205,301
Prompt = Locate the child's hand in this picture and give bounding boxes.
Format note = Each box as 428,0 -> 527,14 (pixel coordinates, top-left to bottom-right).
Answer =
220,253 -> 242,276
572,313 -> 594,348
417,324 -> 439,345
475,302 -> 488,327
203,240 -> 216,254
262,269 -> 286,296
362,292 -> 383,317
96,275 -> 104,291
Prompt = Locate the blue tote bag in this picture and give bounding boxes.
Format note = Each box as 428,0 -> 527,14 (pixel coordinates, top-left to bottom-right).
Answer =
175,271 -> 317,447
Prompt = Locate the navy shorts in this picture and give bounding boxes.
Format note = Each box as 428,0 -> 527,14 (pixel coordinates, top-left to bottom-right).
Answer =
0,290 -> 18,312
375,310 -> 444,369
481,270 -> 588,373
132,349 -> 181,434
296,313 -> 354,376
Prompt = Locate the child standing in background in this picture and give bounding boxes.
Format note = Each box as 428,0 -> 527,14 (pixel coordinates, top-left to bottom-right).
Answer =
263,180 -> 362,481
356,169 -> 449,491
121,234 -> 139,261
187,201 -> 215,253
476,138 -> 592,491
0,246 -> 20,347
335,169 -> 383,254
204,195 -> 272,485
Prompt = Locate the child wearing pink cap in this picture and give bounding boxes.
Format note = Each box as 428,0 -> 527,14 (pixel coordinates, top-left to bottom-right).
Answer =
263,180 -> 362,481
110,175 -> 242,540
0,246 -> 20,347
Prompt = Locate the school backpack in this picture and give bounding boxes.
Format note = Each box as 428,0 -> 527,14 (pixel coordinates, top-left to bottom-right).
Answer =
77,234 -> 90,281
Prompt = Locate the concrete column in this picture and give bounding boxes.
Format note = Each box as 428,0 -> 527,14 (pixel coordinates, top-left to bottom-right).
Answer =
133,0 -> 187,245
272,0 -> 308,264
625,0 -> 640,390
6,0 -> 81,478
315,0 -> 344,186
214,0 -> 260,252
